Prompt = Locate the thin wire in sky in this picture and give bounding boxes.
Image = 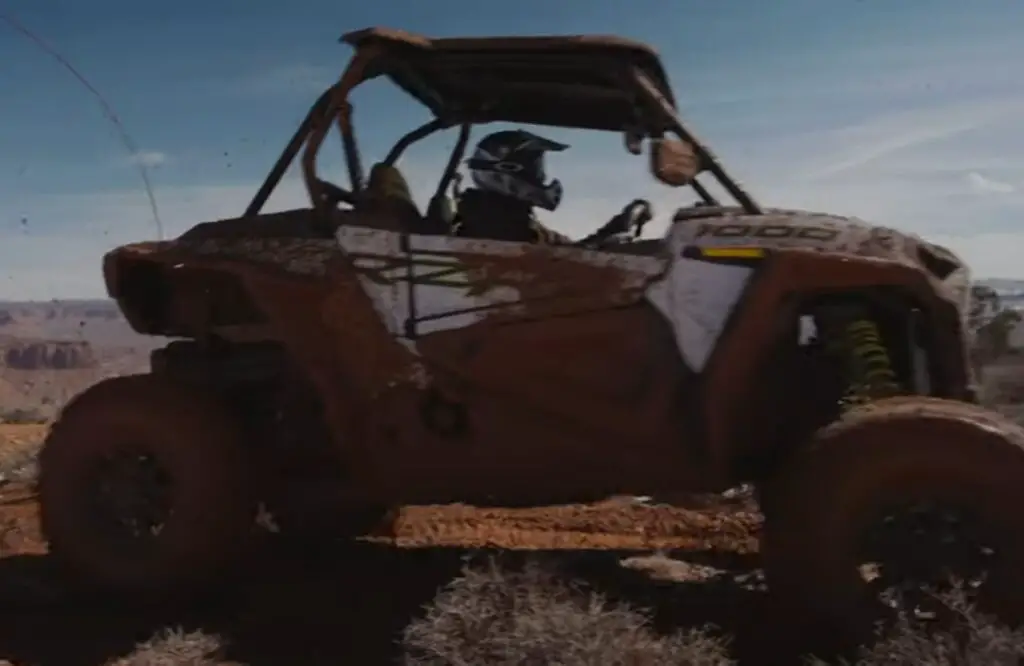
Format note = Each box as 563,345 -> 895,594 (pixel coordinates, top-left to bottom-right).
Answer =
0,10 -> 164,240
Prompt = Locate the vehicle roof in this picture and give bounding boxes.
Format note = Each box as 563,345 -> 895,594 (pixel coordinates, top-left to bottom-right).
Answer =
341,27 -> 678,132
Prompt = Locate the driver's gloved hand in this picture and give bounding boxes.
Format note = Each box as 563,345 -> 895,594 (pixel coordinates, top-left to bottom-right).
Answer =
624,199 -> 653,227
575,200 -> 653,248
577,216 -> 628,248
603,201 -> 650,237
601,213 -> 630,237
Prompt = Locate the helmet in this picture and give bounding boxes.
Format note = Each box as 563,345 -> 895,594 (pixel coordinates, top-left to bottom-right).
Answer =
466,130 -> 568,211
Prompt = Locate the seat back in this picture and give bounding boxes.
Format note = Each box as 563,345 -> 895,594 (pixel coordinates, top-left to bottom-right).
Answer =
363,163 -> 420,224
362,163 -> 453,235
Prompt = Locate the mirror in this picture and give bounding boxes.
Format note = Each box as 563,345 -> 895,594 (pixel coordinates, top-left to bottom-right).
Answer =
650,137 -> 699,187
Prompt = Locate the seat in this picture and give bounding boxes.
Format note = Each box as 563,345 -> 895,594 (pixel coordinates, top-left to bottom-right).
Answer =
362,163 -> 450,235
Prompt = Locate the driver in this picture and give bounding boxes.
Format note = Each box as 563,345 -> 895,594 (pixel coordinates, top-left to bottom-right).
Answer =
452,129 -> 573,244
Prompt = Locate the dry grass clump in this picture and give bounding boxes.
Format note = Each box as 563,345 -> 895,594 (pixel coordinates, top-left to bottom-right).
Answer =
105,628 -> 225,666
404,559 -> 1024,666
0,448 -> 37,485
401,558 -> 733,666
817,586 -> 1024,666
0,408 -> 46,425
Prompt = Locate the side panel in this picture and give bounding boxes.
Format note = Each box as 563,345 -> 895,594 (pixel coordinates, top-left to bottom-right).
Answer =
335,226 -> 664,341
330,226 -> 710,501
374,305 -> 708,502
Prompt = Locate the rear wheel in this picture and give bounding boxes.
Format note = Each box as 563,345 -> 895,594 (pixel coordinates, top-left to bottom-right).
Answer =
39,374 -> 255,601
760,398 -> 1024,652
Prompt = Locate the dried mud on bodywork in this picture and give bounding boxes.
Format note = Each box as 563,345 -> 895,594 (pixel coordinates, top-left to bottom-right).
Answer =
182,237 -> 424,395
443,243 -> 654,326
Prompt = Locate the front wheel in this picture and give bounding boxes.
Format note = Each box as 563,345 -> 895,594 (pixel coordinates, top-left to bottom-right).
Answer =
39,375 -> 256,601
760,397 -> 1024,651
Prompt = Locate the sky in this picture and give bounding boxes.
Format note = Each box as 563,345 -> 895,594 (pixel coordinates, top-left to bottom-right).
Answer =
2,0 -> 1024,299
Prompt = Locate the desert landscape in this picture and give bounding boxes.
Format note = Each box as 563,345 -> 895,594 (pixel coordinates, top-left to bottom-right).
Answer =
0,300 -> 154,423
0,294 -> 1021,665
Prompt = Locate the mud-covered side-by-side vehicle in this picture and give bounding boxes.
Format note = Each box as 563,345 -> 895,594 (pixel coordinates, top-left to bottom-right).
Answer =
38,26 -> 1024,648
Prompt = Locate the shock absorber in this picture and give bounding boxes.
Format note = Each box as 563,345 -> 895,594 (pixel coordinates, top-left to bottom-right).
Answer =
818,304 -> 904,407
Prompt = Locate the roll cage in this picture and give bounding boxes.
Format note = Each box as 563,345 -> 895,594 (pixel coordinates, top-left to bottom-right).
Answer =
244,26 -> 763,230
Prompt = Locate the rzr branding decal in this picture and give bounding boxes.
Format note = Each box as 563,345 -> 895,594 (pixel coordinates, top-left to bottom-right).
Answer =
350,253 -> 471,287
348,252 -> 533,297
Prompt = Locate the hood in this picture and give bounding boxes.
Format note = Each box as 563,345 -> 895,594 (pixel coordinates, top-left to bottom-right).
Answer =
672,206 -> 967,278
669,205 -> 972,313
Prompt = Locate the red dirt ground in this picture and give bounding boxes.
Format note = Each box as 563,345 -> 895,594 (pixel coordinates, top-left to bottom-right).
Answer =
0,426 -> 804,665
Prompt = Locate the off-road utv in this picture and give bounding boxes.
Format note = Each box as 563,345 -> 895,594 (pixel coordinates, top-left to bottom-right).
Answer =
39,27 -> 1024,644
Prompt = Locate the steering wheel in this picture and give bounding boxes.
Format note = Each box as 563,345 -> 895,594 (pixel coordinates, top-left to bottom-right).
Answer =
576,199 -> 654,248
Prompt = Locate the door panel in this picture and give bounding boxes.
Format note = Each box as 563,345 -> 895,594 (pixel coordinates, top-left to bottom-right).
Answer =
335,226 -> 664,341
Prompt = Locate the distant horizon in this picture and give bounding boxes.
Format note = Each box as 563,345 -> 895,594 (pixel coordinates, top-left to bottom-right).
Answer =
1,276 -> 1023,306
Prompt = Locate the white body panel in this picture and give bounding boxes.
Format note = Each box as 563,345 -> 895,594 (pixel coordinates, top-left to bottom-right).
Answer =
336,207 -> 964,374
644,223 -> 754,372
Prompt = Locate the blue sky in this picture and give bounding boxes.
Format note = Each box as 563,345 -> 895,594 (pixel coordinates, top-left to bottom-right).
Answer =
2,0 -> 1024,298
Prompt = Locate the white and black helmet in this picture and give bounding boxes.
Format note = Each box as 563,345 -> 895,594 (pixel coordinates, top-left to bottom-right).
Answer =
466,130 -> 568,211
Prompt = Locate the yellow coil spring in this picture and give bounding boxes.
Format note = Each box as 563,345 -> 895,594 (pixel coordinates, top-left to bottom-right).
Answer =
831,318 -> 903,405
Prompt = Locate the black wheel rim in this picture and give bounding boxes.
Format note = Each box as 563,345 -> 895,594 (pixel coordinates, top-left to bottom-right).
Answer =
87,446 -> 175,548
856,499 -> 999,629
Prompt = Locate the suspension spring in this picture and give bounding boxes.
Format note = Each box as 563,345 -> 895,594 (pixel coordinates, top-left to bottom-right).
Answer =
823,311 -> 904,407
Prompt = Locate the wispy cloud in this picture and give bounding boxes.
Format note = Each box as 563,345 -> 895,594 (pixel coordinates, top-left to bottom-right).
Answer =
800,98 -> 1024,181
966,171 -> 1015,195
123,150 -> 168,168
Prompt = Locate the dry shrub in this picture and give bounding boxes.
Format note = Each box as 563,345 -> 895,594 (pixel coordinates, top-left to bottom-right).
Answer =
0,408 -> 45,425
106,628 -> 224,666
813,586 -> 1024,666
0,449 -> 37,485
401,558 -> 733,666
